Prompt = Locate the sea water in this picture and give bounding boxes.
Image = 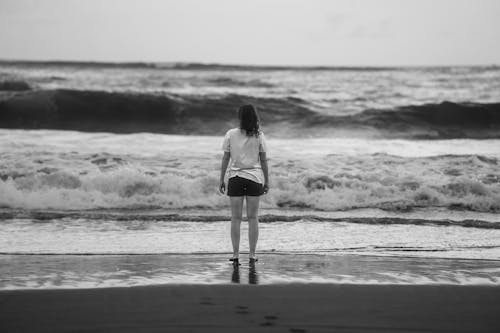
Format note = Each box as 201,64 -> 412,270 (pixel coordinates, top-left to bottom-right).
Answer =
1,63 -> 500,288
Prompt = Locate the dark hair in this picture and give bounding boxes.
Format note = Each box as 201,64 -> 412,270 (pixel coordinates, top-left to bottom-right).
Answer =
238,104 -> 260,137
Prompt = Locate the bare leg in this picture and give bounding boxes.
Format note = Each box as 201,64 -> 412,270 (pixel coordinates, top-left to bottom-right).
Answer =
246,195 -> 260,257
230,196 -> 244,257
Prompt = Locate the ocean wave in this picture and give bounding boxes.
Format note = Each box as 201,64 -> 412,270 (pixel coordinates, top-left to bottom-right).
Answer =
1,89 -> 500,139
206,77 -> 274,88
0,89 -> 313,136
1,153 -> 499,213
1,210 -> 498,229
308,101 -> 500,139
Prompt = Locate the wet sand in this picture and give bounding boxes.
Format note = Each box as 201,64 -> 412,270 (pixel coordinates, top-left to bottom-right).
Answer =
1,284 -> 500,333
3,254 -> 500,289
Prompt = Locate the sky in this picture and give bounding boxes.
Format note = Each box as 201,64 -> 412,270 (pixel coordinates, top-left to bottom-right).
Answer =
0,0 -> 499,66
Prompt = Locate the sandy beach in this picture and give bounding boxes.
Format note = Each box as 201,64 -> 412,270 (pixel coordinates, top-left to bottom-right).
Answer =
1,283 -> 499,332
2,253 -> 499,332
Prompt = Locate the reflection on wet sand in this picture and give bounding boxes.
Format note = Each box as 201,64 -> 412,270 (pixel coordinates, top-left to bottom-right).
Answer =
231,261 -> 259,284
2,253 -> 500,290
231,262 -> 240,284
249,262 -> 258,284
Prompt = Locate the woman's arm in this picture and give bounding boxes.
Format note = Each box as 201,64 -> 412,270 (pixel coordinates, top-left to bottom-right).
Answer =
219,152 -> 231,194
259,151 -> 269,193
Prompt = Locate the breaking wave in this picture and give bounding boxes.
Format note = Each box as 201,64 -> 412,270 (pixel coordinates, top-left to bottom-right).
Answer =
1,153 -> 499,213
1,89 -> 500,139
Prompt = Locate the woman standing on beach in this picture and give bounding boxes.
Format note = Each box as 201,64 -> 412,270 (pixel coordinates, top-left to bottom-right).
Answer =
219,104 -> 269,263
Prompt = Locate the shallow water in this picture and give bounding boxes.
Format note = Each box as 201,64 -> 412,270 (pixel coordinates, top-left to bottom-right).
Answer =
1,212 -> 499,260
2,64 -> 500,290
1,253 -> 499,290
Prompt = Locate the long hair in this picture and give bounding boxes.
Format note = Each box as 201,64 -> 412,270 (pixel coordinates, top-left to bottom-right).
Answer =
238,104 -> 260,137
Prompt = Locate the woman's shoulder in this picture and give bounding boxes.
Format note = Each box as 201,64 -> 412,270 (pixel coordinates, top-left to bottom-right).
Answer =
226,128 -> 242,136
225,128 -> 265,138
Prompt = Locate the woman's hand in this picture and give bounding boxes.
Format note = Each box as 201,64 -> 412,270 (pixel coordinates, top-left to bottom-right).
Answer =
219,182 -> 226,194
263,182 -> 269,194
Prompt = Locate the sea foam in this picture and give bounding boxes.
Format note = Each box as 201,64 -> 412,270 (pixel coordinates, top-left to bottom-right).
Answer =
1,131 -> 499,212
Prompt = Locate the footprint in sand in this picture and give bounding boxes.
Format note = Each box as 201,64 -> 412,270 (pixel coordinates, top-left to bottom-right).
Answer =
259,322 -> 274,327
264,315 -> 278,320
260,314 -> 278,326
235,305 -> 249,314
200,297 -> 214,305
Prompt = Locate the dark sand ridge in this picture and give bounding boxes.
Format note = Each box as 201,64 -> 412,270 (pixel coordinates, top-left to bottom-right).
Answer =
1,89 -> 500,138
1,284 -> 499,332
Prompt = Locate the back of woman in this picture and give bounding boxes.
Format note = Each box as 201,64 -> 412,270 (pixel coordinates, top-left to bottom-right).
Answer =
222,127 -> 267,185
219,104 -> 269,264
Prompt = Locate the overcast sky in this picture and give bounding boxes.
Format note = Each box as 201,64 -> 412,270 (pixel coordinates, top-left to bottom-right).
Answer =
1,0 -> 499,66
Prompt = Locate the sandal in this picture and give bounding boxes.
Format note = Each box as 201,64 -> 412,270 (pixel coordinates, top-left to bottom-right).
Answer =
249,255 -> 258,262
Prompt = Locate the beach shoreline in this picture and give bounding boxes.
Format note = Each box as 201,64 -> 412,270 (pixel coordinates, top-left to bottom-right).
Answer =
2,253 -> 500,290
1,283 -> 499,332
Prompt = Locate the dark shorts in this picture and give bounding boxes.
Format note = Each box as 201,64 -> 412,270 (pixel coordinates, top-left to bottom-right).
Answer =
227,176 -> 264,197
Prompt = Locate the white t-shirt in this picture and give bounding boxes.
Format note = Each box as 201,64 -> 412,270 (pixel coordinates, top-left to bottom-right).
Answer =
222,128 -> 267,184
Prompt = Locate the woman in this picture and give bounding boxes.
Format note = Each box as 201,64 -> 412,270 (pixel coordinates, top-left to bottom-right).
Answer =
219,104 -> 269,263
